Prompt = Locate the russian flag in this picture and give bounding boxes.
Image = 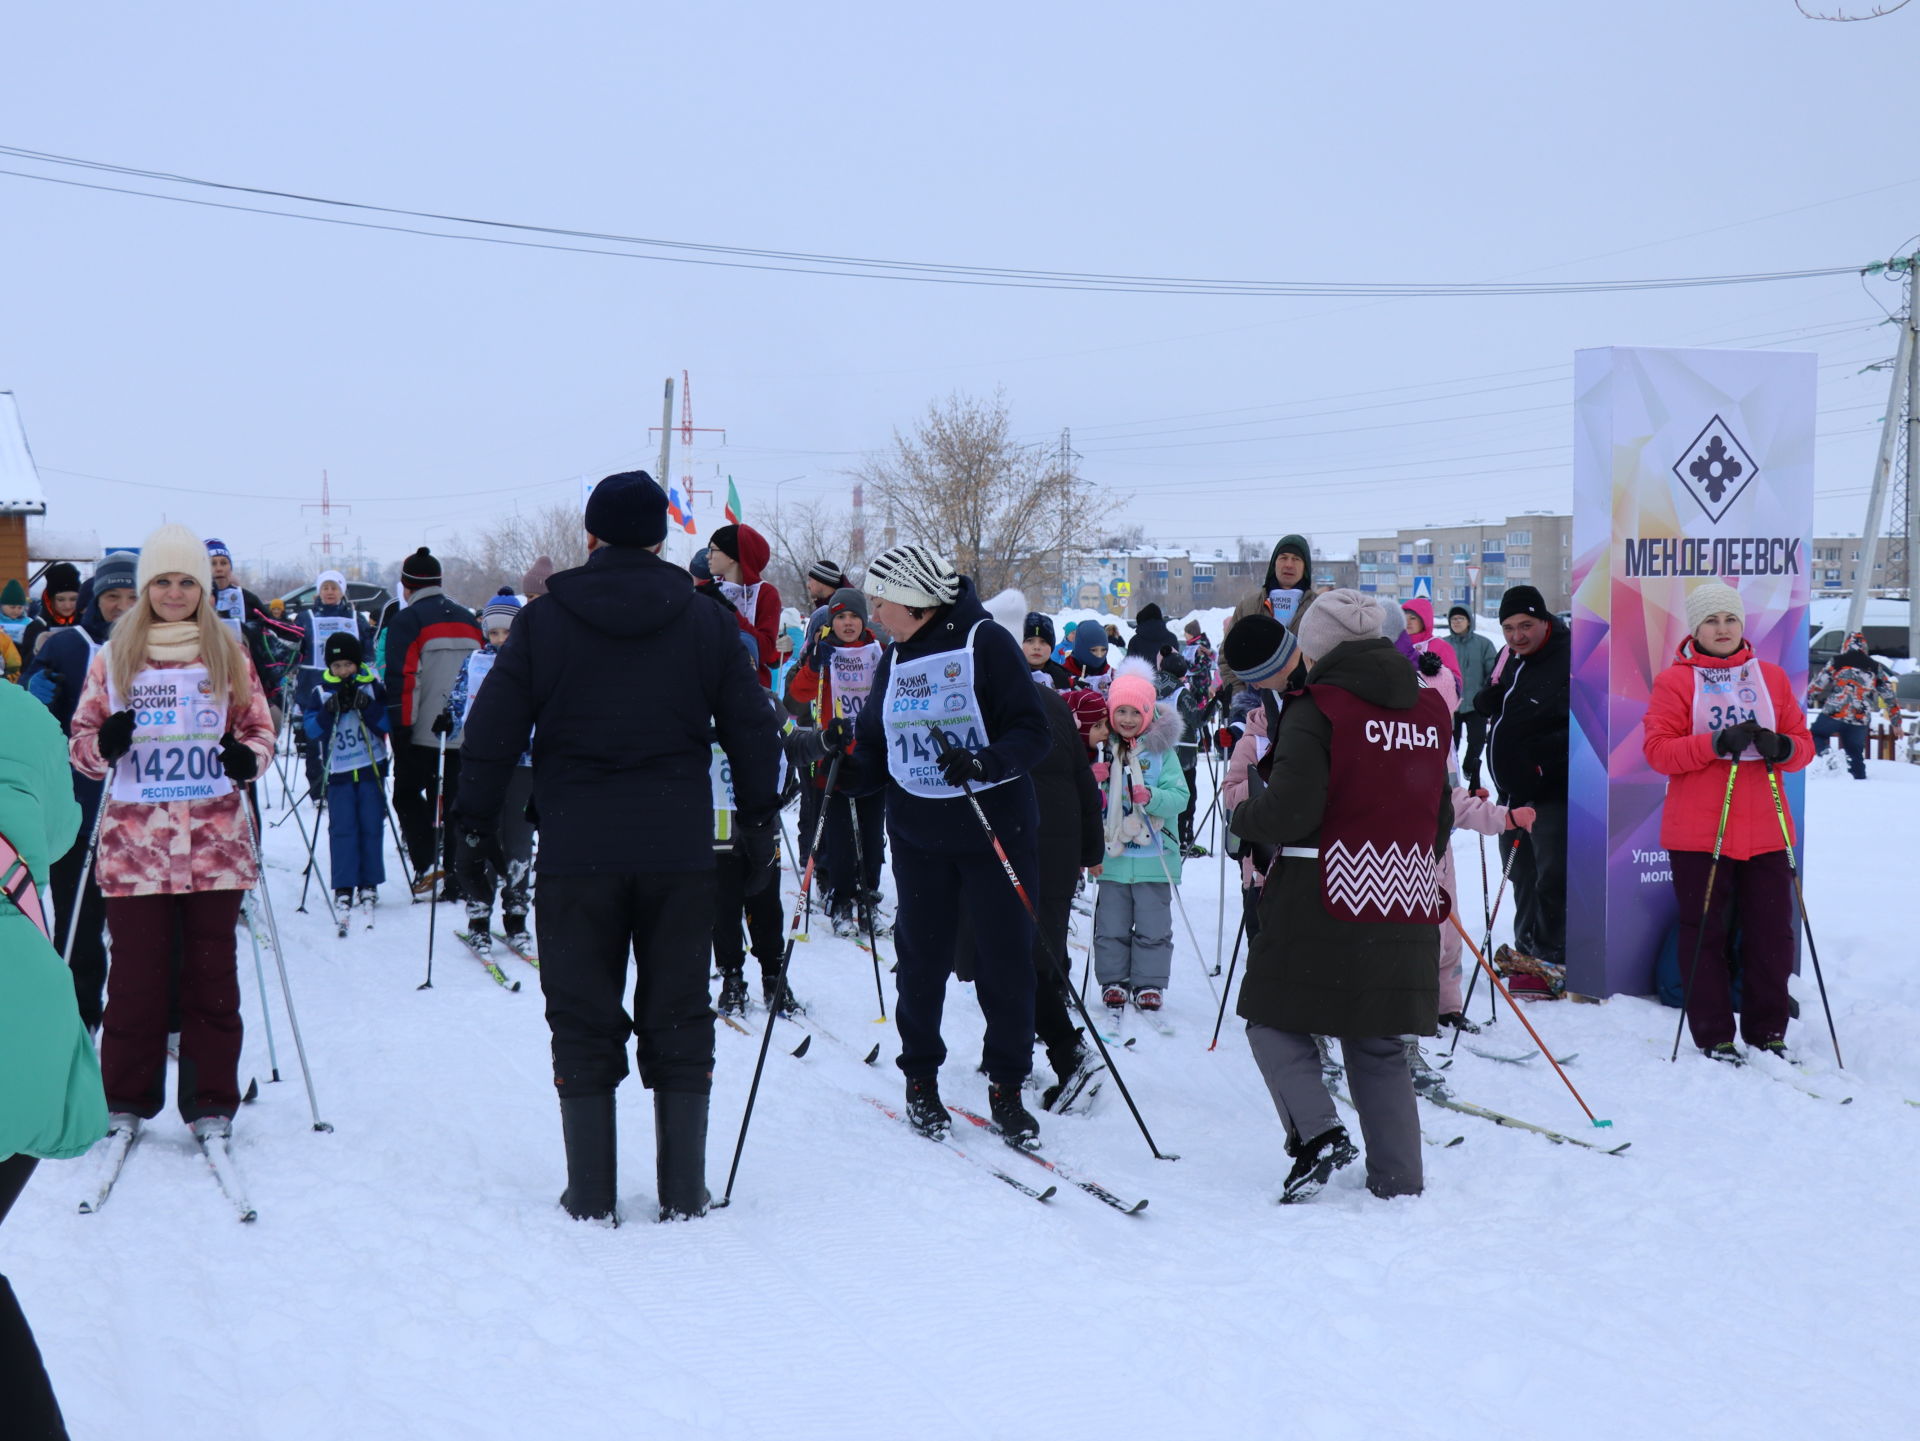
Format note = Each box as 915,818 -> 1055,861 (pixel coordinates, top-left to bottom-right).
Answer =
667,486 -> 696,534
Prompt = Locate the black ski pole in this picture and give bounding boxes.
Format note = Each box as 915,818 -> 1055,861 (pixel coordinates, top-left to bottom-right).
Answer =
1207,913 -> 1248,1052
844,791 -> 889,1023
1763,763 -> 1843,1068
720,750 -> 845,1207
294,787 -> 331,917
929,728 -> 1175,1161
420,732 -> 448,991
1669,761 -> 1740,1062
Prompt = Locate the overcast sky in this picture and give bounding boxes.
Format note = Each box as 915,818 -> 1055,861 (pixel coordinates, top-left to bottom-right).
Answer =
5,1 -> 1917,580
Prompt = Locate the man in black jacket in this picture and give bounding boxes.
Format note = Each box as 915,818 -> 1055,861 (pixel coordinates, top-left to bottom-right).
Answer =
456,472 -> 780,1225
1472,585 -> 1570,968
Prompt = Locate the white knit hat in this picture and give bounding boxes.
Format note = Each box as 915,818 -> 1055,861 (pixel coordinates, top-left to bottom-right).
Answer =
135,523 -> 215,604
1296,587 -> 1384,661
864,544 -> 960,609
1685,581 -> 1744,635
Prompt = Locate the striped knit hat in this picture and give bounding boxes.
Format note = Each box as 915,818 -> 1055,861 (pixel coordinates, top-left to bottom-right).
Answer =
808,559 -> 849,590
481,585 -> 522,630
864,544 -> 960,609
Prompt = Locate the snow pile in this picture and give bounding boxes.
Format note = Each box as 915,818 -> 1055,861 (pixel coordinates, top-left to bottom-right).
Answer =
12,760 -> 1920,1438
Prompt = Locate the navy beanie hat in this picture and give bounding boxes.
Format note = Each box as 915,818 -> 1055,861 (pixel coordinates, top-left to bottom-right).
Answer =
1498,585 -> 1550,623
1024,612 -> 1055,646
1223,614 -> 1300,685
585,471 -> 670,549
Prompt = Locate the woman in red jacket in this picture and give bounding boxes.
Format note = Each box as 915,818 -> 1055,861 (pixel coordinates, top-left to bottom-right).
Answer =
69,525 -> 277,1141
1641,582 -> 1812,1062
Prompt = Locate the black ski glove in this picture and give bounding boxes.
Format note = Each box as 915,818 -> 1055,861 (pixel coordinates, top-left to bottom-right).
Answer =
1713,721 -> 1758,758
1750,727 -> 1793,764
935,743 -> 989,787
431,711 -> 455,737
823,717 -> 855,754
218,732 -> 259,782
736,813 -> 779,894
97,709 -> 137,763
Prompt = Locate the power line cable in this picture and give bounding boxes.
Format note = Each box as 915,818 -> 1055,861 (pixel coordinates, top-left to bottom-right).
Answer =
0,145 -> 1868,298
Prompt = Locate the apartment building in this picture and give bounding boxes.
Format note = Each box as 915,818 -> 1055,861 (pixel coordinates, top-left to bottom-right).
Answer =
1357,513 -> 1574,617
1810,537 -> 1899,596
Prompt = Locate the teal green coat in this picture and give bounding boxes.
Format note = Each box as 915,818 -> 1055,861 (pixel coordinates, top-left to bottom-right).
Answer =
1095,699 -> 1192,885
0,682 -> 108,1159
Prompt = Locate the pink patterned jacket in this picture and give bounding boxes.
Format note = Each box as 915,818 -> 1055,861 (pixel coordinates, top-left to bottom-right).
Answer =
68,652 -> 276,898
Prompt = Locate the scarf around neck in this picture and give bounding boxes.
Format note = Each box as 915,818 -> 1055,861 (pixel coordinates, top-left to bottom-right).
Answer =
147,620 -> 203,663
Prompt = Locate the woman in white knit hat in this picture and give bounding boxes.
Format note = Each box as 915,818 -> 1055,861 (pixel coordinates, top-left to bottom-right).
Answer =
799,543 -> 1053,1144
1641,580 -> 1812,1063
68,523 -> 277,1145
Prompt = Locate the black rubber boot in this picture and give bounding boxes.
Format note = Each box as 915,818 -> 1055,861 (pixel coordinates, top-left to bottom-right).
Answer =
654,1090 -> 711,1222
558,1093 -> 618,1224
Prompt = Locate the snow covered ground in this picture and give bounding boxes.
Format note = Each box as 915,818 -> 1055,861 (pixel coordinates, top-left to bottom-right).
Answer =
13,753 -> 1920,1440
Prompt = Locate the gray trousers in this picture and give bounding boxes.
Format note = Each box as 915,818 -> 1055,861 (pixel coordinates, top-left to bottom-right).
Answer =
1245,1023 -> 1423,1198
1092,880 -> 1173,991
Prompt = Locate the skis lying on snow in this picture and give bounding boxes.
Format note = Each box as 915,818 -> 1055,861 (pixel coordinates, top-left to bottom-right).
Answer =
1460,1046 -> 1579,1067
454,933 -> 521,992
861,1096 -> 1055,1203
945,1105 -> 1147,1214
1418,1090 -> 1630,1154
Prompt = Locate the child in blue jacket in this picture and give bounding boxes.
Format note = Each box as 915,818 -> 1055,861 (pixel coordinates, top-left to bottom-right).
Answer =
302,631 -> 390,914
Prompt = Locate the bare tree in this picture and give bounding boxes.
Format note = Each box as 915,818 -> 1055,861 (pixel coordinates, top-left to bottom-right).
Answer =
761,499 -> 855,607
469,502 -> 590,591
852,391 -> 1104,601
1235,536 -> 1268,563
1095,523 -> 1147,552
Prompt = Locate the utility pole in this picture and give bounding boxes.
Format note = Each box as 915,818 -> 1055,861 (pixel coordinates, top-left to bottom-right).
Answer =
1847,252 -> 1918,653
655,376 -> 674,501
1906,258 -> 1920,661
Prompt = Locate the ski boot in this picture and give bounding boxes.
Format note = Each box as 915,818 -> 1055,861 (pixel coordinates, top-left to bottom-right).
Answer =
1279,1125 -> 1358,1204
356,887 -> 378,909
716,969 -> 750,1017
1403,1037 -> 1450,1099
1438,1011 -> 1481,1035
1040,1041 -> 1096,1113
829,896 -> 860,939
334,887 -> 354,911
905,1076 -> 950,1139
1132,987 -> 1164,1012
857,888 -> 894,937
1314,1034 -> 1343,1088
988,1080 -> 1040,1149
1704,1041 -> 1745,1066
763,973 -> 804,1020
463,919 -> 494,956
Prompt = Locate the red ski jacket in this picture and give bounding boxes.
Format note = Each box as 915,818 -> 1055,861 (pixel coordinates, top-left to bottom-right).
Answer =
1642,640 -> 1813,861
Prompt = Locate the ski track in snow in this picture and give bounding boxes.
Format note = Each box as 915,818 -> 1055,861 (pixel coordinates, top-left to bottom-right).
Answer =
12,758 -> 1920,1439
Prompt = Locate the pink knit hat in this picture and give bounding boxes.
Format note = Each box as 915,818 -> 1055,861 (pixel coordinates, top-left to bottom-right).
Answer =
1107,658 -> 1158,721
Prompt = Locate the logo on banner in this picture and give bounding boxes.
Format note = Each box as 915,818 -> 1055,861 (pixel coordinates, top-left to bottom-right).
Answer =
1672,415 -> 1758,524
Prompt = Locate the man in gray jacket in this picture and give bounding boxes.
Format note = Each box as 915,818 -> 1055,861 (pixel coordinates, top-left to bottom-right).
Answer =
1442,606 -> 1496,791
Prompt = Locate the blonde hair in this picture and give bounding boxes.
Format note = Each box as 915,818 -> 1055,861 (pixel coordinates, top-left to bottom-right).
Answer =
108,583 -> 253,711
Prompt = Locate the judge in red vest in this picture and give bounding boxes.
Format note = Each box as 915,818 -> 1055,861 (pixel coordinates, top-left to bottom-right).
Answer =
1228,590 -> 1454,1204
1641,581 -> 1812,1063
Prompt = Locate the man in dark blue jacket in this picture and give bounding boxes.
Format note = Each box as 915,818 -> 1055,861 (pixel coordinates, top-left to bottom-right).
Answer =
456,472 -> 781,1225
24,551 -> 139,1029
811,544 -> 1051,1145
